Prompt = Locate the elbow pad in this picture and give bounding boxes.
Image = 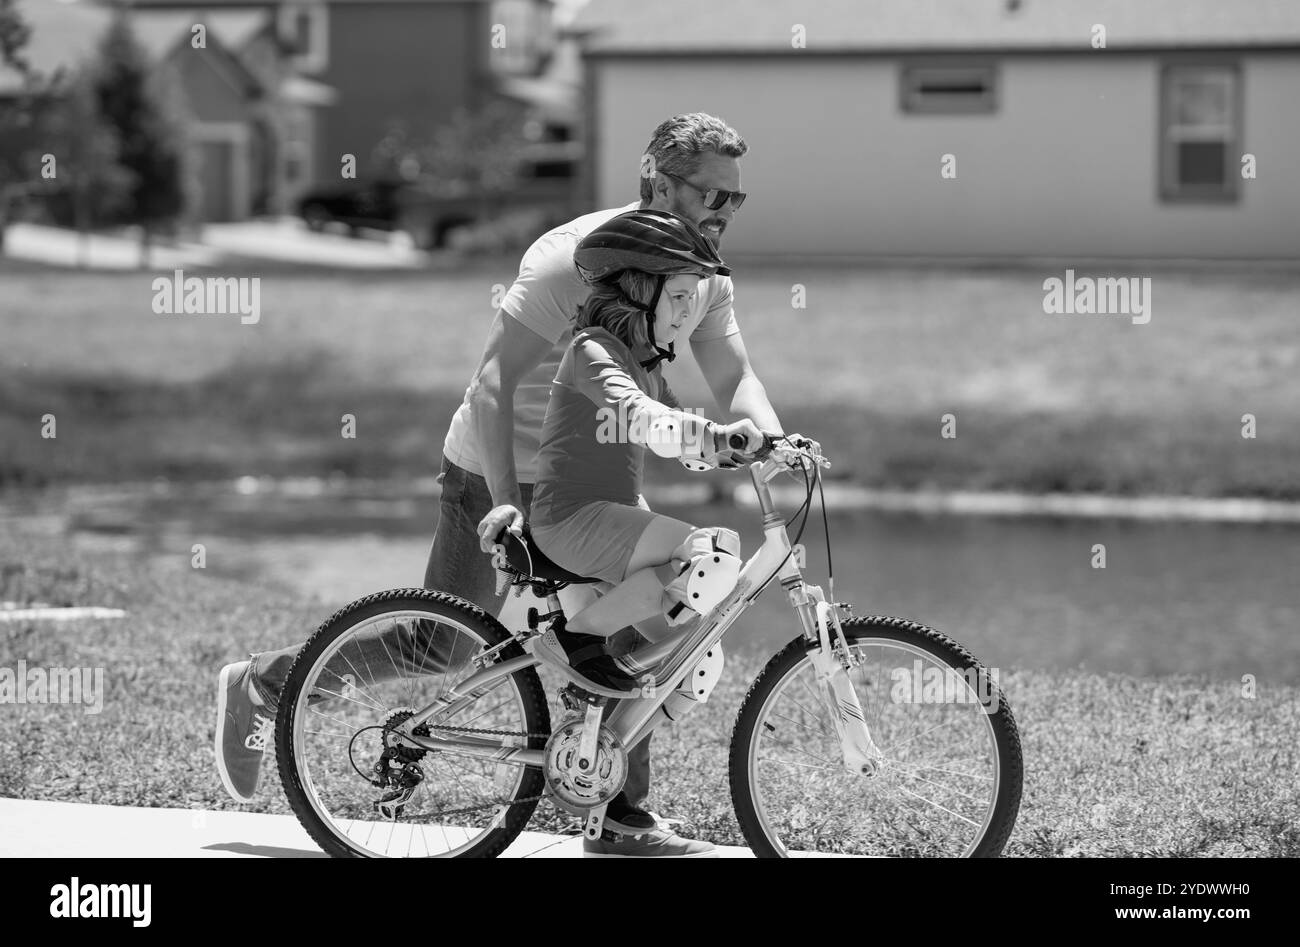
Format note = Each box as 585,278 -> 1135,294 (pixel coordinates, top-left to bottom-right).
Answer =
646,413 -> 714,463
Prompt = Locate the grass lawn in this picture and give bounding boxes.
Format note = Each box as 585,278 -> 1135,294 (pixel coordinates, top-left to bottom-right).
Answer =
2,263 -> 1298,496
2,530 -> 1296,856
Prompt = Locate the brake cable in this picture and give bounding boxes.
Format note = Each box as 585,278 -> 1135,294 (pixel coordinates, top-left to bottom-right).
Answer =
816,464 -> 834,604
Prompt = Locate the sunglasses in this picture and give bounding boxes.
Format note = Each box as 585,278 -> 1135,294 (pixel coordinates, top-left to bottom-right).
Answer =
660,171 -> 747,211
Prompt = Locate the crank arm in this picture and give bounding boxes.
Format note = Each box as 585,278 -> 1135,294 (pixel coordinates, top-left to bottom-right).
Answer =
575,700 -> 604,777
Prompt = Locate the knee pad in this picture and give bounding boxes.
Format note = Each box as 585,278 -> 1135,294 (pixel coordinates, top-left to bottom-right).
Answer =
661,527 -> 741,626
660,646 -> 724,721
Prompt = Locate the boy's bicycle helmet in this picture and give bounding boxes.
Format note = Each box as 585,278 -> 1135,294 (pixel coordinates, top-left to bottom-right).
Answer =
574,209 -> 730,369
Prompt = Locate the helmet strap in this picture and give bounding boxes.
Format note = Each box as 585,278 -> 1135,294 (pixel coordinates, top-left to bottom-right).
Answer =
631,274 -> 676,370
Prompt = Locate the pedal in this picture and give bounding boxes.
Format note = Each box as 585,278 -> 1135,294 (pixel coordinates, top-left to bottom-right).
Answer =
559,683 -> 592,713
583,803 -> 608,841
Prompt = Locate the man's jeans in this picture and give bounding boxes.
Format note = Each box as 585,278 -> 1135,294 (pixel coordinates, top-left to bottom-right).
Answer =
248,456 -> 654,810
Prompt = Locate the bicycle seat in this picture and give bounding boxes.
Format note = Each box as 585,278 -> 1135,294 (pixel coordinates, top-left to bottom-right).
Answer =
494,526 -> 601,586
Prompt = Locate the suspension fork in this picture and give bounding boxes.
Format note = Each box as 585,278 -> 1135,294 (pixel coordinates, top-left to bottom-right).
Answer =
799,591 -> 883,776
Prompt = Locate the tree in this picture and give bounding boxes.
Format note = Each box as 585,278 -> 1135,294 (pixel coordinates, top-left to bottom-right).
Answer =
91,11 -> 188,266
372,100 -> 531,198
0,0 -> 31,81
0,0 -> 33,250
422,100 -> 530,197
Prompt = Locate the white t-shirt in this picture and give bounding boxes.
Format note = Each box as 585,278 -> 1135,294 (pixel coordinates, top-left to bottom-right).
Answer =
441,203 -> 741,483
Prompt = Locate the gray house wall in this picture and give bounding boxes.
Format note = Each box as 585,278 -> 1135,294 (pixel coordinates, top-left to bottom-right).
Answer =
587,51 -> 1300,259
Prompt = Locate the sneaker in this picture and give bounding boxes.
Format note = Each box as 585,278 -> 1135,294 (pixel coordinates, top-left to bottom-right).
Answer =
534,621 -> 643,693
215,660 -> 274,803
583,819 -> 718,858
603,793 -> 658,834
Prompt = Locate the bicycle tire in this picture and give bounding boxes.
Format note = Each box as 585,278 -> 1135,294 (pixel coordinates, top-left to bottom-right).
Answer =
729,616 -> 1022,858
276,588 -> 550,858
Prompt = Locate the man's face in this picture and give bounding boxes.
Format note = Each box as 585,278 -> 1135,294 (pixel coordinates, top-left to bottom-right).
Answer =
650,151 -> 742,248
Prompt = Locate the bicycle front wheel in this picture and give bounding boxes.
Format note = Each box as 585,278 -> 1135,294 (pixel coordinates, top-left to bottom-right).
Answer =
276,589 -> 550,858
729,616 -> 1022,857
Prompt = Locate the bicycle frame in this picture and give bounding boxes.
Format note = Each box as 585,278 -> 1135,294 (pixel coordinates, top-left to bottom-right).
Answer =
397,450 -> 881,775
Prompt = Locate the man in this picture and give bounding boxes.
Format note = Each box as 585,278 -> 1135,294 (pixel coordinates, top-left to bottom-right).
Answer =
217,113 -> 783,857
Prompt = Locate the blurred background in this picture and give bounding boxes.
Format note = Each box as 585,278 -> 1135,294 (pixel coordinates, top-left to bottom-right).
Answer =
2,0 -> 1299,683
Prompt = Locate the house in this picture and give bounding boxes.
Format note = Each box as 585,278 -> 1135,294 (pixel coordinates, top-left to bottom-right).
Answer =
571,0 -> 1300,260
0,0 -> 332,223
128,6 -> 337,219
126,0 -> 566,197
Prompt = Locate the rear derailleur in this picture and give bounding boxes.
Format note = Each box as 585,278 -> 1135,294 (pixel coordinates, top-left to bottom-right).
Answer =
368,707 -> 429,820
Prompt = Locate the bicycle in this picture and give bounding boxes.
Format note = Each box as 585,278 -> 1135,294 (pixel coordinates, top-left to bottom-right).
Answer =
275,434 -> 1023,857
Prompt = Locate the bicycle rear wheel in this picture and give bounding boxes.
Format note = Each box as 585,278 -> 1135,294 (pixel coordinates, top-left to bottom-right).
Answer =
729,616 -> 1022,857
276,589 -> 550,858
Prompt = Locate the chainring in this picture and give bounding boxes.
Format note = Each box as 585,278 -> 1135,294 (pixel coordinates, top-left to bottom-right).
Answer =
542,714 -> 628,815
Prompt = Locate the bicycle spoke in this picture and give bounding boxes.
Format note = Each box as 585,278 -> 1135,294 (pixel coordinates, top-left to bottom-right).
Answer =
757,756 -> 838,773
745,632 -> 1013,858
285,604 -> 547,858
889,768 -> 987,806
769,709 -> 833,739
893,783 -> 980,827
881,758 -> 993,781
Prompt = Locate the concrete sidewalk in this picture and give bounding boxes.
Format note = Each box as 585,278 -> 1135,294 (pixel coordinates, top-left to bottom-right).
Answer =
0,798 -> 756,858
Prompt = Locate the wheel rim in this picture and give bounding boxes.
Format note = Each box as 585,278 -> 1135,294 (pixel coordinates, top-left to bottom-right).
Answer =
290,609 -> 535,857
746,638 -> 1004,857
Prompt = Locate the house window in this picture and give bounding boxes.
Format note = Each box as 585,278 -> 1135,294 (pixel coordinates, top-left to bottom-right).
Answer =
277,1 -> 329,74
900,62 -> 997,114
489,0 -> 553,75
1159,64 -> 1240,202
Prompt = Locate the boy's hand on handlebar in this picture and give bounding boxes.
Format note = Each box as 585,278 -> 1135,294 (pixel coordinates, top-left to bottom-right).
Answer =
713,418 -> 765,456
711,449 -> 747,469
478,505 -> 524,554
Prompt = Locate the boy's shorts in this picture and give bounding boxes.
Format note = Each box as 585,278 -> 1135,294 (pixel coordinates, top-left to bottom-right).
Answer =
530,499 -> 663,584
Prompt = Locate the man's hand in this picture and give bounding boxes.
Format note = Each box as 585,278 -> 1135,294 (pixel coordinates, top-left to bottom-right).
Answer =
478,505 -> 525,553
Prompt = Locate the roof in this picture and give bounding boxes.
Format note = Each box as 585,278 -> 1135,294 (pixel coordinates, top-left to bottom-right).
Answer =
0,0 -> 112,94
123,0 -> 514,6
129,9 -> 272,59
572,0 -> 1300,54
0,0 -> 275,95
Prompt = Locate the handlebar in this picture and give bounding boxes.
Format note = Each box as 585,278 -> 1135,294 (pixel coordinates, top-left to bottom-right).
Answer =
732,431 -> 829,471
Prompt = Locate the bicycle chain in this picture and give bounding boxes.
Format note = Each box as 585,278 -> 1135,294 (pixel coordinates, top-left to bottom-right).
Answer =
401,722 -> 552,821
420,793 -> 550,822
422,722 -> 552,740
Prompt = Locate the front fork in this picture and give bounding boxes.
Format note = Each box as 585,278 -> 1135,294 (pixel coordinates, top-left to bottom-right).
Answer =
797,587 -> 883,776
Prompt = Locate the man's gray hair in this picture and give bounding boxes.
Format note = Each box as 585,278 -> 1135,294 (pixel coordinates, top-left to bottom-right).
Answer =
639,113 -> 748,203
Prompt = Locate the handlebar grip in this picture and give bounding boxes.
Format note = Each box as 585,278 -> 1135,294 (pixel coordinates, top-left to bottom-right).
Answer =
728,433 -> 748,450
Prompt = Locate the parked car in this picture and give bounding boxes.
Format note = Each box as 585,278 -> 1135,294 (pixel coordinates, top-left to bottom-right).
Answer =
296,145 -> 580,250
295,180 -> 471,248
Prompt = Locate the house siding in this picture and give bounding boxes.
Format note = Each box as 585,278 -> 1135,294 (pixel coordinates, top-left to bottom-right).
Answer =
590,52 -> 1300,259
